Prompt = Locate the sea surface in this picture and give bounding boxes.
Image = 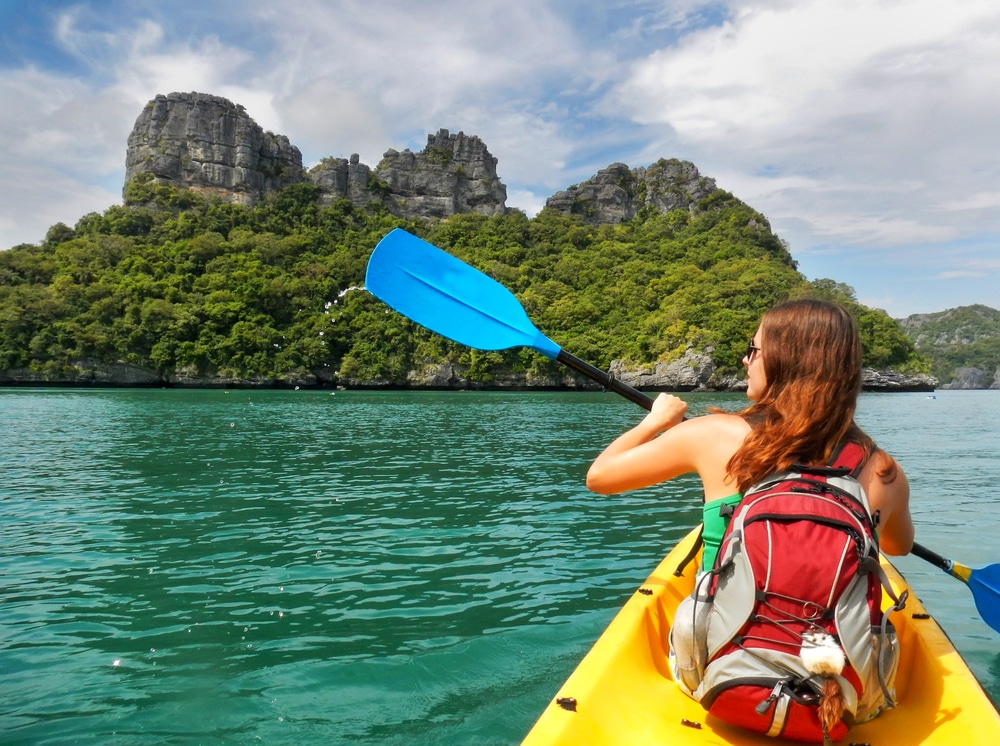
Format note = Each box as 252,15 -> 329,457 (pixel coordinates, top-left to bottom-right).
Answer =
1,388 -> 998,744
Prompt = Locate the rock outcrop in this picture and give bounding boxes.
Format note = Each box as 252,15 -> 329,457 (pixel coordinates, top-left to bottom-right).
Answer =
375,129 -> 507,218
545,159 -> 721,225
308,129 -> 506,217
124,93 -> 507,220
0,361 -> 161,387
308,153 -> 375,209
861,369 -> 938,392
0,357 -> 937,393
609,349 -> 720,392
938,367 -> 1000,390
123,93 -> 741,226
125,92 -> 305,205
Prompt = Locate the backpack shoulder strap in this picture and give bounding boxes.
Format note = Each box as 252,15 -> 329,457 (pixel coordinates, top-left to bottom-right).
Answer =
673,524 -> 704,577
828,440 -> 866,478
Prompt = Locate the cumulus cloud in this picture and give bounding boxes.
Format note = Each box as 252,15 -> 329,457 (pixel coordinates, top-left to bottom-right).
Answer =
0,156 -> 120,246
253,0 -> 599,185
0,65 -> 128,245
614,0 -> 1000,255
277,80 -> 389,167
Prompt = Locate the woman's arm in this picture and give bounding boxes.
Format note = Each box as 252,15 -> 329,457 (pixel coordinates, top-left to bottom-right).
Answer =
863,451 -> 914,556
586,395 -> 749,499
586,394 -> 688,494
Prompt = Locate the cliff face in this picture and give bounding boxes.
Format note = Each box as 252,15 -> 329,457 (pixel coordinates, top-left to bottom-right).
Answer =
125,93 -> 506,220
545,159 -> 720,225
308,153 -> 375,209
125,92 -> 305,205
125,93 -> 733,226
309,129 -> 507,218
376,129 -> 507,218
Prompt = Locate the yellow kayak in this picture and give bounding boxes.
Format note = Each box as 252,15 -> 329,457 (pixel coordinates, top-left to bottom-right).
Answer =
523,527 -> 1000,745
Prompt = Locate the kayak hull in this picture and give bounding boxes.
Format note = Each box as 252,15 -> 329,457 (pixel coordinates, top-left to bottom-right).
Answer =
523,528 -> 999,745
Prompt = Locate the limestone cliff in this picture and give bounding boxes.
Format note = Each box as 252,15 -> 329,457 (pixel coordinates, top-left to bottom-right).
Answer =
308,153 -> 375,209
125,93 -> 728,225
545,159 -> 720,225
309,129 -> 507,218
124,93 -> 507,220
125,92 -> 305,205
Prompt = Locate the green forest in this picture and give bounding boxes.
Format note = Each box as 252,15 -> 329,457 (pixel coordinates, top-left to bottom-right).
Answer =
900,304 -> 1000,384
0,177 -> 926,387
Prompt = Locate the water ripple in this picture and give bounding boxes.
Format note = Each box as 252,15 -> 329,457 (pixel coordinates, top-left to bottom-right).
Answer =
2,389 -> 996,744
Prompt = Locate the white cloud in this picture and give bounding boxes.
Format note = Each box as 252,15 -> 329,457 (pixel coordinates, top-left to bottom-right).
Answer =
619,0 -> 1000,142
0,67 -> 128,177
0,156 -> 120,246
505,188 -> 547,218
253,0 -> 597,182
276,80 -> 390,167
0,65 -> 129,247
613,0 -> 1000,259
939,192 -> 1000,212
939,270 -> 987,280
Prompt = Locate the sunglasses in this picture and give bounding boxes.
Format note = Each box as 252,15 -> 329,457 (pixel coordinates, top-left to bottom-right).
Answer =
745,340 -> 762,361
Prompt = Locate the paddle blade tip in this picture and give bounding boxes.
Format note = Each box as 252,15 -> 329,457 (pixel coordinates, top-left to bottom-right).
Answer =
364,229 -> 561,359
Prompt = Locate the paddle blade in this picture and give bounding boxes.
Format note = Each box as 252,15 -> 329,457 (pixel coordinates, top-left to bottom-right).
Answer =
365,229 -> 561,359
968,564 -> 1000,634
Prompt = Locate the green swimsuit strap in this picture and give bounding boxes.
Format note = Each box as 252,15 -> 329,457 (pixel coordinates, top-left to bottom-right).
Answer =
701,492 -> 743,571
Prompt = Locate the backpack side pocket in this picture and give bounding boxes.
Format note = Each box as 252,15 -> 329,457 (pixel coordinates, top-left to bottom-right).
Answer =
670,573 -> 713,696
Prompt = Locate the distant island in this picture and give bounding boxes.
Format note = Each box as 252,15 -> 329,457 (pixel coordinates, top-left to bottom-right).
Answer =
898,304 -> 1000,389
2,91 -> 992,391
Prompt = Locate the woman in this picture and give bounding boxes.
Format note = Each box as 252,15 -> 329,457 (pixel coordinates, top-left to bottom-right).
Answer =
587,298 -> 913,559
586,298 -> 913,736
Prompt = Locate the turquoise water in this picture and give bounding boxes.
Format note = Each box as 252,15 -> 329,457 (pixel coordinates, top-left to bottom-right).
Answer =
1,388 -> 997,744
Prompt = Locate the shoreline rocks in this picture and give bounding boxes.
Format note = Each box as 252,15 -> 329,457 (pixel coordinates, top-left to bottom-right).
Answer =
861,369 -> 939,392
0,361 -> 939,393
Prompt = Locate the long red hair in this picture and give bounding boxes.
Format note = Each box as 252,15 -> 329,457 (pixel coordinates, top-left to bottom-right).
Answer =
727,299 -> 880,492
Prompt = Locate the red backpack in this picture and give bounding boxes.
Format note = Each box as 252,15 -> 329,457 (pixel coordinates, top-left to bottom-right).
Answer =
670,442 -> 906,744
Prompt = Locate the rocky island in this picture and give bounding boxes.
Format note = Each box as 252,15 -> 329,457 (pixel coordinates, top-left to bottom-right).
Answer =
0,92 -> 942,392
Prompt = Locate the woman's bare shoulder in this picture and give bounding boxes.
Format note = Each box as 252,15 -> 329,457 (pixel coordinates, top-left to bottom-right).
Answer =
688,412 -> 752,437
860,448 -> 905,484
675,413 -> 750,497
859,449 -> 913,555
676,412 -> 749,454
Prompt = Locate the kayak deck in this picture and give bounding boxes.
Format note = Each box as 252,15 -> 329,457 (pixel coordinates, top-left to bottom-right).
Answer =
522,528 -> 999,745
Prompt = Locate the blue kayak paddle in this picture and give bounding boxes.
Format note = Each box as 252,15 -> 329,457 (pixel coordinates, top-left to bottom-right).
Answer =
364,228 -> 1000,635
910,544 -> 1000,634
365,228 -> 654,410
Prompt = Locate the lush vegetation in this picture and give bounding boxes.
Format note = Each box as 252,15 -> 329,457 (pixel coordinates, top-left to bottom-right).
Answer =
900,304 -> 1000,383
0,178 -> 926,386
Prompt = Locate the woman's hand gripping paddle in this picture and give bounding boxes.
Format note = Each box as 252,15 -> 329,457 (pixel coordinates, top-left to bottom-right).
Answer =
365,228 -> 654,410
365,228 -> 1000,635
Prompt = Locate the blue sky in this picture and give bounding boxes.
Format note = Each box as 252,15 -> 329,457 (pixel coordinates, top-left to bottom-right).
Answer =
1,0 -> 998,318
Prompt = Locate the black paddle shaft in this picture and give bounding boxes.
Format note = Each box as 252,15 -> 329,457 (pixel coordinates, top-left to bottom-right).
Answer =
909,542 -> 951,573
556,350 -> 654,411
